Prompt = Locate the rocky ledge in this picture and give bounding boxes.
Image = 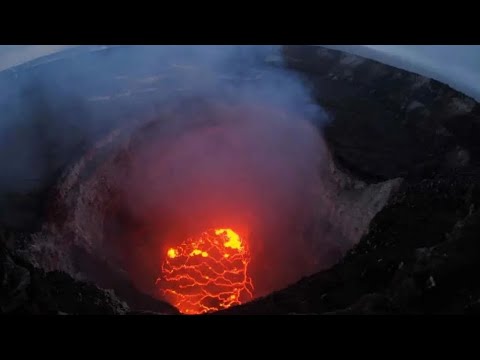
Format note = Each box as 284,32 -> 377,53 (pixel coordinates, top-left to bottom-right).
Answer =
2,45 -> 480,314
283,45 -> 480,183
219,168 -> 480,314
0,239 -> 129,314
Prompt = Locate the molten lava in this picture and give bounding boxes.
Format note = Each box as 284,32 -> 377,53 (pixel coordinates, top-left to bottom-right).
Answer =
157,228 -> 254,314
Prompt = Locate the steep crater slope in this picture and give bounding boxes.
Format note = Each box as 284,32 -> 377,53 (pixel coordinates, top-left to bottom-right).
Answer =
2,45 -> 479,314
283,45 -> 480,182
219,46 -> 480,314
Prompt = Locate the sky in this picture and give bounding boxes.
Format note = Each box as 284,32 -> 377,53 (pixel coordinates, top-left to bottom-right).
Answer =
0,45 -> 479,101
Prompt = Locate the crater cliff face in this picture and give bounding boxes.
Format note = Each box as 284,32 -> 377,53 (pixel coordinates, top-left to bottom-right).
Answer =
220,170 -> 480,315
283,45 -> 480,182
21,97 -> 400,309
220,46 -> 480,314
2,45 -> 479,314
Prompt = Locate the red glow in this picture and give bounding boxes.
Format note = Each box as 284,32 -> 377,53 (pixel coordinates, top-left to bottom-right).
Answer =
156,228 -> 254,314
115,103 -> 327,302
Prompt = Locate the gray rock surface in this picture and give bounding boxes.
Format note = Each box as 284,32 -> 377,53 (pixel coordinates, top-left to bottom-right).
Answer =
0,239 -> 129,314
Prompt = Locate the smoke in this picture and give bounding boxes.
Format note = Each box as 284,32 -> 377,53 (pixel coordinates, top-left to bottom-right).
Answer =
122,102 -> 329,296
89,46 -> 330,297
1,45 -> 334,299
0,45 -> 325,223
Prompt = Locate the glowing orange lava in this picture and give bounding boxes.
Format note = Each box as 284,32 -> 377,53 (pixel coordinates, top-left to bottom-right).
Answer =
156,228 -> 254,314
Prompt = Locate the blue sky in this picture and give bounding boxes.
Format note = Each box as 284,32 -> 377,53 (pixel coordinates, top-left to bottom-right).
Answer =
1,45 -> 479,100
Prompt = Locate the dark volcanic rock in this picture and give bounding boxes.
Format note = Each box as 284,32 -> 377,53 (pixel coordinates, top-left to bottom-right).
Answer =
5,45 -> 479,230
0,229 -> 179,314
219,169 -> 480,314
0,245 -> 31,313
3,45 -> 480,315
283,45 -> 480,183
0,240 -> 129,314
323,293 -> 397,315
70,245 -> 180,314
